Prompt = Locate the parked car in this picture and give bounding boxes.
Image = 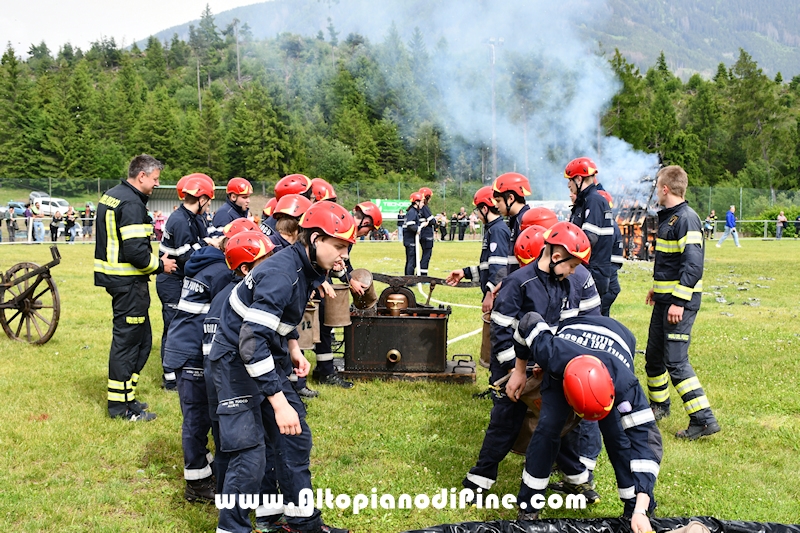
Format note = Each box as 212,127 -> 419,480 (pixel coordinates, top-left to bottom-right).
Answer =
29,191 -> 48,204
36,198 -> 71,217
7,201 -> 26,216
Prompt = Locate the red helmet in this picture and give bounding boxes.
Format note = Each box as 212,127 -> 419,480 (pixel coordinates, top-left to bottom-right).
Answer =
563,355 -> 615,421
410,192 -> 423,203
493,172 -> 531,198
182,174 -> 215,200
274,194 -> 313,219
176,175 -> 190,200
275,174 -> 312,200
299,200 -> 357,244
543,221 -> 592,265
223,218 -> 261,237
262,197 -> 278,217
473,186 -> 495,209
514,225 -> 547,266
311,178 -> 337,202
564,157 -> 598,180
178,173 -> 213,200
227,177 -> 253,196
521,207 -> 558,231
419,187 -> 433,199
597,189 -> 613,208
224,230 -> 275,271
354,201 -> 383,229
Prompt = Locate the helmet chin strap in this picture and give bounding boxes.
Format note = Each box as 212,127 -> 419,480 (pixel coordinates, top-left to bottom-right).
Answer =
548,244 -> 572,281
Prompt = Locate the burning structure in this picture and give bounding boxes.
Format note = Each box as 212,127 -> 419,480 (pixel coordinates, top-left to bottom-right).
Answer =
610,171 -> 660,261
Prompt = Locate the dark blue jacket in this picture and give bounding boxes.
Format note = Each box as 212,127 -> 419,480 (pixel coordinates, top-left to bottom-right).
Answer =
210,199 -> 248,238
209,243 -> 326,397
490,261 -> 600,370
570,184 -> 614,270
462,216 -> 510,294
507,203 -> 530,273
514,314 -> 662,497
159,205 -> 208,277
268,230 -> 293,253
164,246 -> 236,369
653,201 -> 704,310
403,206 -> 420,246
260,215 -> 277,237
419,204 -> 435,241
203,280 -> 238,368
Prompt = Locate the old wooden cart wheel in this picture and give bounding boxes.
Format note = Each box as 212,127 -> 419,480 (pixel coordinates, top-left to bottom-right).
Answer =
0,262 -> 61,344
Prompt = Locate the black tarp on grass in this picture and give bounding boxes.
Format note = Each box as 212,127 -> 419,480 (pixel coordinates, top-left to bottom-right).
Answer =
402,517 -> 800,533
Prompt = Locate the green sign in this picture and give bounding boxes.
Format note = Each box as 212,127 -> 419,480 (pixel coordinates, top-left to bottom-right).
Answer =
371,199 -> 408,216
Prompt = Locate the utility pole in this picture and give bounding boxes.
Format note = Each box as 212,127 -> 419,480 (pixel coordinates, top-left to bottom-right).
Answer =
488,37 -> 503,182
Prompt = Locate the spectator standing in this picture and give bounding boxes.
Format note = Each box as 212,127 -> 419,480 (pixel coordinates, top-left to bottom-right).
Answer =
716,205 -> 741,247
82,203 -> 94,241
32,201 -> 45,242
24,203 -> 33,243
457,206 -> 468,240
65,207 -> 78,243
153,211 -> 166,241
794,214 -> 800,239
449,212 -> 458,241
396,209 -> 405,242
50,211 -> 63,242
468,211 -> 478,239
776,211 -> 787,240
436,212 -> 447,241
4,207 -> 14,242
703,210 -> 717,240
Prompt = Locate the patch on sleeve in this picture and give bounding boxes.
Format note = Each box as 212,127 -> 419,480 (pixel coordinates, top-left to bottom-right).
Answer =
490,242 -> 497,252
617,400 -> 632,413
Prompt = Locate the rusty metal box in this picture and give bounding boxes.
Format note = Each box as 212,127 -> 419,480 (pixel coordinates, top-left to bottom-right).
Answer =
343,308 -> 451,372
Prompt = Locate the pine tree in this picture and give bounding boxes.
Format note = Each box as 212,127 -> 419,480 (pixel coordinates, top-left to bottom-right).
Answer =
0,45 -> 37,181
144,36 -> 168,88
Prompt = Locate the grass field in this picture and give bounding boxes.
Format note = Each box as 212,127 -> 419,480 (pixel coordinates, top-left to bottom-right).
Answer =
0,238 -> 799,532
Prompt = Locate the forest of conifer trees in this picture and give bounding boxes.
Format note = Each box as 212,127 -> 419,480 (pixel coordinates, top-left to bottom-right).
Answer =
1,6 -> 798,195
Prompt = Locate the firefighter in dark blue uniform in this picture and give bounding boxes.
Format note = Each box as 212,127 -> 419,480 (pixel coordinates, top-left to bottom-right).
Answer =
597,189 -> 623,316
418,187 -> 436,276
446,186 -> 510,368
261,174 -> 312,238
403,193 -> 422,275
164,220 -> 255,502
461,222 -> 600,495
309,201 -> 383,391
565,157 -> 614,301
94,154 -> 177,421
156,174 -> 215,391
646,165 -> 720,439
210,177 -> 253,238
209,202 -> 354,533
509,313 -> 662,532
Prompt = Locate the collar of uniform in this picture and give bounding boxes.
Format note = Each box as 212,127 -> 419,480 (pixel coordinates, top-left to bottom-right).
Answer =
179,204 -> 200,219
291,241 -> 327,288
657,200 -> 686,222
121,179 -> 150,205
485,217 -> 504,230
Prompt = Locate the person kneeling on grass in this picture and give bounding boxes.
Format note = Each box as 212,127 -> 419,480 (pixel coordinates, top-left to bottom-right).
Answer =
507,312 -> 661,531
208,201 -> 355,533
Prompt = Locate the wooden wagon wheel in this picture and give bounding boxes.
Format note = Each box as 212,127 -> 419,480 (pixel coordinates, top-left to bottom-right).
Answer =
0,262 -> 61,344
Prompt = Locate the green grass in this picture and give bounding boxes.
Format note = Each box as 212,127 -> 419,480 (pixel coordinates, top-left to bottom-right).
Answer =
1,238 -> 799,531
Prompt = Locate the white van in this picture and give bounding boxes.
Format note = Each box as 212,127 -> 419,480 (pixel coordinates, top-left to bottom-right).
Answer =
36,198 -> 71,216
